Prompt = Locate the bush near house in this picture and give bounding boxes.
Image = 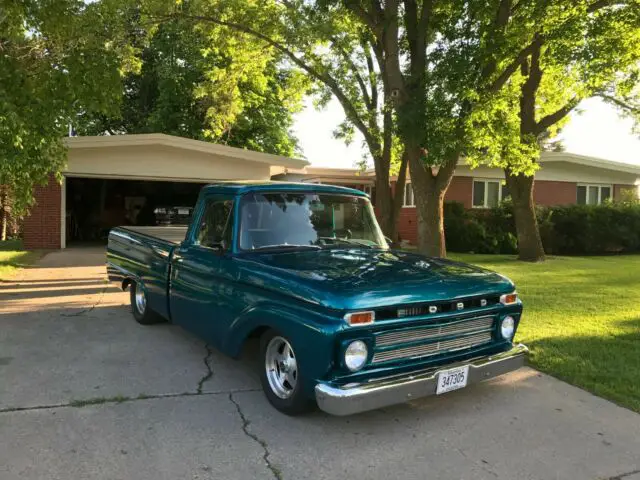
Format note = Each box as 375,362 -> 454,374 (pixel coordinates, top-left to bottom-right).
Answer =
445,201 -> 640,255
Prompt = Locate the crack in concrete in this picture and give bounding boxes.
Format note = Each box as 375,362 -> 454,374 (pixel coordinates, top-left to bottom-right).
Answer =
455,447 -> 498,478
196,344 -> 214,394
228,392 -> 282,480
0,388 -> 261,414
606,469 -> 640,480
59,279 -> 109,317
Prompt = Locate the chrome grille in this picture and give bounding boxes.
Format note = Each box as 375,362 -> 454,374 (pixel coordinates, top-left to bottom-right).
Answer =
376,317 -> 494,347
372,331 -> 493,364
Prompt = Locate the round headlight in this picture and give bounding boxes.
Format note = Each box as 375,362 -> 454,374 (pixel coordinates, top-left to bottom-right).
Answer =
501,316 -> 515,340
345,340 -> 368,372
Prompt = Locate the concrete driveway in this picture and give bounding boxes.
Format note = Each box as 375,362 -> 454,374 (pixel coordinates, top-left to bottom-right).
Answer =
1,249 -> 638,480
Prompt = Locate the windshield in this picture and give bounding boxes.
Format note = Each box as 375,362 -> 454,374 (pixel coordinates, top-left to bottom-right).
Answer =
238,192 -> 388,251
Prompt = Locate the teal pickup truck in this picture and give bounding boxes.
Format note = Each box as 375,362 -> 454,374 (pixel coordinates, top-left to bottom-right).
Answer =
107,182 -> 527,415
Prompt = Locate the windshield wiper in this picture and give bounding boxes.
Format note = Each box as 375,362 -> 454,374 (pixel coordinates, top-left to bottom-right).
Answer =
322,238 -> 377,249
252,244 -> 322,251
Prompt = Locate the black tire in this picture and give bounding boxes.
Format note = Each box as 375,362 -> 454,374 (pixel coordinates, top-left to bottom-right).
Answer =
259,329 -> 315,415
130,281 -> 163,325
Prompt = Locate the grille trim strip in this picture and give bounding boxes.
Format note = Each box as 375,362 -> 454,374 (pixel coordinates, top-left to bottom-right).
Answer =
372,331 -> 493,364
375,317 -> 494,347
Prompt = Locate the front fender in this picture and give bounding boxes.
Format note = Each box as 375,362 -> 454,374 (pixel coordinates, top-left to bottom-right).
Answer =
224,302 -> 343,397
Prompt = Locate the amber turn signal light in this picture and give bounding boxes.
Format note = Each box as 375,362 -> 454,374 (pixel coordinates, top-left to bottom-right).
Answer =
500,293 -> 518,305
344,311 -> 375,325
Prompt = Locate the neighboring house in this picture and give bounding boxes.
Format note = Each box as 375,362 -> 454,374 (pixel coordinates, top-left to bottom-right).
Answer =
274,152 -> 640,245
23,134 -> 308,249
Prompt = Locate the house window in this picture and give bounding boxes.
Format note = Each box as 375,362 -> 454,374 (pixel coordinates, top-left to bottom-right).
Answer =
473,180 -> 508,208
577,184 -> 612,205
403,183 -> 415,207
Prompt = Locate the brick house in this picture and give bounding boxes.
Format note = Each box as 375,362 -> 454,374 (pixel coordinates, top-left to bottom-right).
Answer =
273,152 -> 640,245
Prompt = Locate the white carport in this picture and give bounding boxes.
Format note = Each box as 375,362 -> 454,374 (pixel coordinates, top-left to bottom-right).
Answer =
49,134 -> 308,249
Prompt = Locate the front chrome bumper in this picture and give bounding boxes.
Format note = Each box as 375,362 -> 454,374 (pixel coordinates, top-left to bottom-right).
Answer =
315,343 -> 528,416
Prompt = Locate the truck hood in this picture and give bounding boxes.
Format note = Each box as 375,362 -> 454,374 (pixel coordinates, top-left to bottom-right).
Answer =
235,249 -> 514,311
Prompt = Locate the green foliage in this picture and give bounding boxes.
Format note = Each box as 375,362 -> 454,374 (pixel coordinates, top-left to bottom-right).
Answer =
78,7 -> 308,156
445,201 -> 640,255
0,0 -> 139,216
544,203 -> 640,255
444,201 -> 518,254
464,0 -> 640,175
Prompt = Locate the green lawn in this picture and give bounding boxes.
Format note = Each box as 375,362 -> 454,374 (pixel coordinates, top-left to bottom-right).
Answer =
452,253 -> 640,412
0,240 -> 43,280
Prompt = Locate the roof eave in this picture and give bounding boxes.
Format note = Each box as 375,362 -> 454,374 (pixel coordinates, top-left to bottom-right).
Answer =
64,133 -> 309,169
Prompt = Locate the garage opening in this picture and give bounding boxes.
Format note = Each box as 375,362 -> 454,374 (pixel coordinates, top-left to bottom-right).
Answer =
65,178 -> 206,246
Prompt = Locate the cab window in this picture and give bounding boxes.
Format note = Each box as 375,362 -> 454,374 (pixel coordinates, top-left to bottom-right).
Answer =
196,199 -> 234,250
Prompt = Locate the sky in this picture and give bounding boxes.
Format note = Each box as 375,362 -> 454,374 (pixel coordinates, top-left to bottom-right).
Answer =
292,96 -> 640,168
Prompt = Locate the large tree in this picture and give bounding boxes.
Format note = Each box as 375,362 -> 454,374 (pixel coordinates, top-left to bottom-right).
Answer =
146,1 -> 409,239
466,0 -> 640,261
0,0 -> 138,224
160,0 -> 581,256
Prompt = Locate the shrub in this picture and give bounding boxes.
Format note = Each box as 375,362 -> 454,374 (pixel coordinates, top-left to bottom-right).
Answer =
444,201 -> 517,254
548,203 -> 640,254
444,201 -> 640,255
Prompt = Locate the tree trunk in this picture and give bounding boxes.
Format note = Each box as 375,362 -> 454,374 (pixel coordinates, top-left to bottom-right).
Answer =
0,186 -> 7,242
1,210 -> 6,242
375,168 -> 394,237
374,150 -> 409,244
505,169 -> 545,262
407,148 -> 456,257
415,187 -> 446,257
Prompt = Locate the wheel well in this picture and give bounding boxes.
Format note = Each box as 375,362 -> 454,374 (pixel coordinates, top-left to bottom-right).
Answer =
122,278 -> 133,291
247,326 -> 270,340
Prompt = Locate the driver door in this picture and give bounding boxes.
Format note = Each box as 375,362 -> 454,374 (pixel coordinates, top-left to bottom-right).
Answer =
170,196 -> 234,345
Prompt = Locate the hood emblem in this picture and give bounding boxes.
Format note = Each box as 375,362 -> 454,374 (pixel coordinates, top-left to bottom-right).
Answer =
456,302 -> 464,311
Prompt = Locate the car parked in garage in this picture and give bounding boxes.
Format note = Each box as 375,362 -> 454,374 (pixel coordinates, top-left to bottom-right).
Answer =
106,182 -> 527,415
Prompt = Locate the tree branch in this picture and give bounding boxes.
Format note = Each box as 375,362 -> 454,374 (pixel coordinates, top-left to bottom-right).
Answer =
488,34 -> 541,93
403,0 -> 418,59
479,0 -> 512,83
159,13 -> 380,152
419,0 -> 434,33
535,97 -> 579,134
587,0 -> 620,13
363,40 -> 378,111
332,40 -> 372,110
598,93 -> 640,114
344,1 -> 381,36
345,1 -> 404,99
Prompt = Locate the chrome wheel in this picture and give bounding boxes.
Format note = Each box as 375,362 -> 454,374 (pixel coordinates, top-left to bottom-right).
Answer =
265,336 -> 298,399
135,286 -> 147,314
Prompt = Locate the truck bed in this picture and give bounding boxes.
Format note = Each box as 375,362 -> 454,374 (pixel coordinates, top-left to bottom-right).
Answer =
107,225 -> 188,321
120,226 -> 188,244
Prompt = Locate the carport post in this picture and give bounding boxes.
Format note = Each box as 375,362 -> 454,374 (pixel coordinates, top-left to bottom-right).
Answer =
60,176 -> 66,249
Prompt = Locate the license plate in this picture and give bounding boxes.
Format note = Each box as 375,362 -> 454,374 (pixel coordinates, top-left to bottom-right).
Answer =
436,365 -> 469,395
